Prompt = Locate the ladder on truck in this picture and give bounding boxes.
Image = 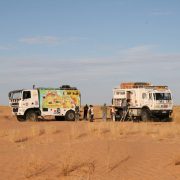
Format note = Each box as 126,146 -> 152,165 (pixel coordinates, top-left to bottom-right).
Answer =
120,107 -> 132,121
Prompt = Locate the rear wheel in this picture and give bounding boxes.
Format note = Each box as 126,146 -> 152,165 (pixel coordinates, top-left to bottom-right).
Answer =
65,110 -> 75,121
26,110 -> 38,121
141,109 -> 151,122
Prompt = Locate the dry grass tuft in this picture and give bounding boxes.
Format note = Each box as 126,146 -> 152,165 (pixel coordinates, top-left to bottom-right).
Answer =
68,124 -> 87,140
174,155 -> 180,166
39,128 -> 45,136
8,129 -> 29,143
175,160 -> 180,166
172,106 -> 180,123
0,129 -> 8,137
25,156 -> 51,179
44,125 -> 61,134
108,156 -> 130,173
101,128 -> 110,135
31,126 -> 45,137
86,121 -> 180,141
1,114 -> 14,121
88,123 -> 98,134
14,136 -> 29,143
76,132 -> 87,139
59,160 -> 95,178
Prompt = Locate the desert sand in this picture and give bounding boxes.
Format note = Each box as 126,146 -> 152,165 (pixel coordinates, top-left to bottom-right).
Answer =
0,105 -> 180,180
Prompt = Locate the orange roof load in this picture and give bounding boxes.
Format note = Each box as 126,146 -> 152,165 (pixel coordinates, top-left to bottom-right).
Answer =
120,82 -> 152,89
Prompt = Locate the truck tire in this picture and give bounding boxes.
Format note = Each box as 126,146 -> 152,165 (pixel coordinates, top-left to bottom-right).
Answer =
65,110 -> 75,121
26,110 -> 38,121
16,115 -> 25,122
141,109 -> 151,122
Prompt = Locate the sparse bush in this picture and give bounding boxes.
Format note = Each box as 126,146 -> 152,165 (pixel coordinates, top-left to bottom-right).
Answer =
31,126 -> 45,137
59,160 -> 95,178
44,125 -> 60,134
25,155 -> 49,179
8,129 -> 29,143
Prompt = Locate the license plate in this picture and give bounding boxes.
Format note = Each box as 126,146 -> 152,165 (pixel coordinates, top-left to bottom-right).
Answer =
162,111 -> 167,113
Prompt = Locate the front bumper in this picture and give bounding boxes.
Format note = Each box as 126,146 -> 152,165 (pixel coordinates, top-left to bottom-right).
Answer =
151,110 -> 173,117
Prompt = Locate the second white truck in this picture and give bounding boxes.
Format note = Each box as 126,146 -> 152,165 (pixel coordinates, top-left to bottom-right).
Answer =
112,82 -> 173,121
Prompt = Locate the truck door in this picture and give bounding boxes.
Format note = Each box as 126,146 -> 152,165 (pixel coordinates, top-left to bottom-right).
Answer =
148,93 -> 153,108
22,91 -> 32,108
142,92 -> 149,106
22,90 -> 38,109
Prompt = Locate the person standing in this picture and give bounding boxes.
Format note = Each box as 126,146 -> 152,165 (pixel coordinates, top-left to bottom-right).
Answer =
75,105 -> 80,121
101,103 -> 107,121
110,105 -> 115,122
121,99 -> 128,121
83,104 -> 89,120
89,105 -> 94,122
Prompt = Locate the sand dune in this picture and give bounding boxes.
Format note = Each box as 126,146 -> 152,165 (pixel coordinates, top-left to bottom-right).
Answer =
0,106 -> 180,180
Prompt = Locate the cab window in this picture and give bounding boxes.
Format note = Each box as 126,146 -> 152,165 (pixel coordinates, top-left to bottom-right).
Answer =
23,91 -> 31,99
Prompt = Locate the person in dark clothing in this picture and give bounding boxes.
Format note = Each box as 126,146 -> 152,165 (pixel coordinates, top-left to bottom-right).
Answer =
83,104 -> 89,120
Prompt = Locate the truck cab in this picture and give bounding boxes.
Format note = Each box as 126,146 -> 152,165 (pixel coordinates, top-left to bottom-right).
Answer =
9,89 -> 40,121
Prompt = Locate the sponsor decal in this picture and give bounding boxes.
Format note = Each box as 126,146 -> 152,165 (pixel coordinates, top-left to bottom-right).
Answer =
40,89 -> 80,109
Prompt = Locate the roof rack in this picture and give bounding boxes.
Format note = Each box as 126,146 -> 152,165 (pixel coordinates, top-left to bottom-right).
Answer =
120,82 -> 152,89
60,85 -> 77,90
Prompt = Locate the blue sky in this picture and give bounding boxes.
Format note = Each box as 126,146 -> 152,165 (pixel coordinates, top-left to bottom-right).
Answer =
0,0 -> 180,105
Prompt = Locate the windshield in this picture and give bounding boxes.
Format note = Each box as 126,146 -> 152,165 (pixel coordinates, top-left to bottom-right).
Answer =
9,91 -> 22,100
154,93 -> 171,101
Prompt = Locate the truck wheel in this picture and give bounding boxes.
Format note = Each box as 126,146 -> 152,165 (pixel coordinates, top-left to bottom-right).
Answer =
16,115 -> 25,122
141,109 -> 150,122
65,110 -> 75,121
26,110 -> 38,121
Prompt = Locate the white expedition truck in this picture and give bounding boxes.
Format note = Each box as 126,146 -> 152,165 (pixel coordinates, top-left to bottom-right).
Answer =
8,85 -> 81,121
112,82 -> 173,121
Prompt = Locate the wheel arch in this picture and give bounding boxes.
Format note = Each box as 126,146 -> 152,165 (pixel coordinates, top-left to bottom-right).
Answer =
24,108 -> 41,117
141,106 -> 151,112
